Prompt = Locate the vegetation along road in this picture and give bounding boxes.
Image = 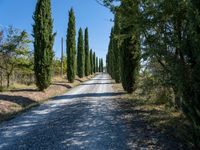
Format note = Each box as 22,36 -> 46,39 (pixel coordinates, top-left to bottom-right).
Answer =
0,74 -> 185,150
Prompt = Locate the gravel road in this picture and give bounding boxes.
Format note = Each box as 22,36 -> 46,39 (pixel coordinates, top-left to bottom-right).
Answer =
0,74 -> 185,150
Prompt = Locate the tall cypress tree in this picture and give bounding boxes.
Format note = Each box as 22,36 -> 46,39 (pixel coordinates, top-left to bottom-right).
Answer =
113,13 -> 121,83
77,28 -> 84,78
33,0 -> 55,91
107,28 -> 115,78
84,28 -> 90,76
96,57 -> 98,73
99,58 -> 103,72
66,8 -> 76,83
93,52 -> 96,73
99,58 -> 101,72
120,0 -> 140,93
90,49 -> 93,74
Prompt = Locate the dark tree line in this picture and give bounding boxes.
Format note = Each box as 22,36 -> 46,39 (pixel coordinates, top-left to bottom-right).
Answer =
104,0 -> 200,148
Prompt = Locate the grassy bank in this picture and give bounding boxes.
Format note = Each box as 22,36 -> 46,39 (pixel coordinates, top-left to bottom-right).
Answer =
112,83 -> 193,149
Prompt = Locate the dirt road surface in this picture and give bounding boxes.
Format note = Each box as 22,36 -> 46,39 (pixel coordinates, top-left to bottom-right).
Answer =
0,74 -> 185,150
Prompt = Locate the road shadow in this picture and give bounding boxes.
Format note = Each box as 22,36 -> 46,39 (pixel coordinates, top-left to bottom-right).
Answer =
81,83 -> 114,86
0,96 -> 189,149
52,92 -> 125,100
91,79 -> 112,81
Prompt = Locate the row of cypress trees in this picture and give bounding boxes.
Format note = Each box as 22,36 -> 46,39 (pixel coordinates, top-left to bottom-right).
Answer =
106,4 -> 140,93
33,0 -> 104,90
67,8 -> 104,83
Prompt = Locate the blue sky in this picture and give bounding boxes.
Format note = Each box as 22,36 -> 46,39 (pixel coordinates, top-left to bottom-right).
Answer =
0,0 -> 113,62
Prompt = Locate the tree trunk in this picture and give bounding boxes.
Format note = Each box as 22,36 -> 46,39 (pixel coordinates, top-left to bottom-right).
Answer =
7,74 -> 10,88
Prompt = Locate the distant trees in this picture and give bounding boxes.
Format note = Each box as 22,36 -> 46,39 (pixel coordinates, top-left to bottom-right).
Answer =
77,28 -> 85,78
33,0 -> 55,91
66,8 -> 76,83
66,13 -> 100,78
99,58 -> 104,72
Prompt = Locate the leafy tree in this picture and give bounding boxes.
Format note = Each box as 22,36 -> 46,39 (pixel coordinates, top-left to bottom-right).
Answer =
77,28 -> 85,78
0,27 -> 31,88
33,0 -> 56,90
84,28 -> 90,76
102,0 -> 200,147
66,8 -> 76,83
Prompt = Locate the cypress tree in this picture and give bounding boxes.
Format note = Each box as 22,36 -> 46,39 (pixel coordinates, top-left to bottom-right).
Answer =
101,59 -> 104,72
99,58 -> 103,72
96,57 -> 98,73
107,28 -> 115,78
113,13 -> 121,83
90,49 -> 93,74
84,28 -> 90,76
66,8 -> 76,83
99,59 -> 101,72
33,0 -> 55,91
77,28 -> 84,78
93,52 -> 96,73
120,0 -> 141,93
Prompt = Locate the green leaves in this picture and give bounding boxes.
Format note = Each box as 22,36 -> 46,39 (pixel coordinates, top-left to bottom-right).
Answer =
67,8 -> 76,83
33,0 -> 55,90
77,28 -> 85,78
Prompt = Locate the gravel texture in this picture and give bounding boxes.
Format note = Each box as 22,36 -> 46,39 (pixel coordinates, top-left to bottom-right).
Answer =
0,74 -> 186,150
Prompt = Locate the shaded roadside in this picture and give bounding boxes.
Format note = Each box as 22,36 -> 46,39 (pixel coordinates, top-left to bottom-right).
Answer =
0,75 -> 95,123
112,83 -> 193,149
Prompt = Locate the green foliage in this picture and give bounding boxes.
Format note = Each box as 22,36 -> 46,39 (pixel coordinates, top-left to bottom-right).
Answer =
0,26 -> 31,88
66,8 -> 76,83
33,0 -> 55,91
77,28 -> 85,78
106,0 -> 141,93
84,28 -> 90,76
96,57 -> 98,72
99,58 -> 104,72
113,12 -> 121,83
93,52 -> 96,73
90,49 -> 93,74
107,28 -> 115,78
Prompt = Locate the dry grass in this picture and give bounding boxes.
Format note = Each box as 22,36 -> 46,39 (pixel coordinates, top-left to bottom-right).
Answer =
112,83 -> 193,148
0,75 -> 95,123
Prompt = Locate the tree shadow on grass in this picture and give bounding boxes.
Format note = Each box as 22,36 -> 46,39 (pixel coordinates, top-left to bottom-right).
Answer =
0,94 -> 36,107
52,83 -> 72,89
10,89 -> 39,93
